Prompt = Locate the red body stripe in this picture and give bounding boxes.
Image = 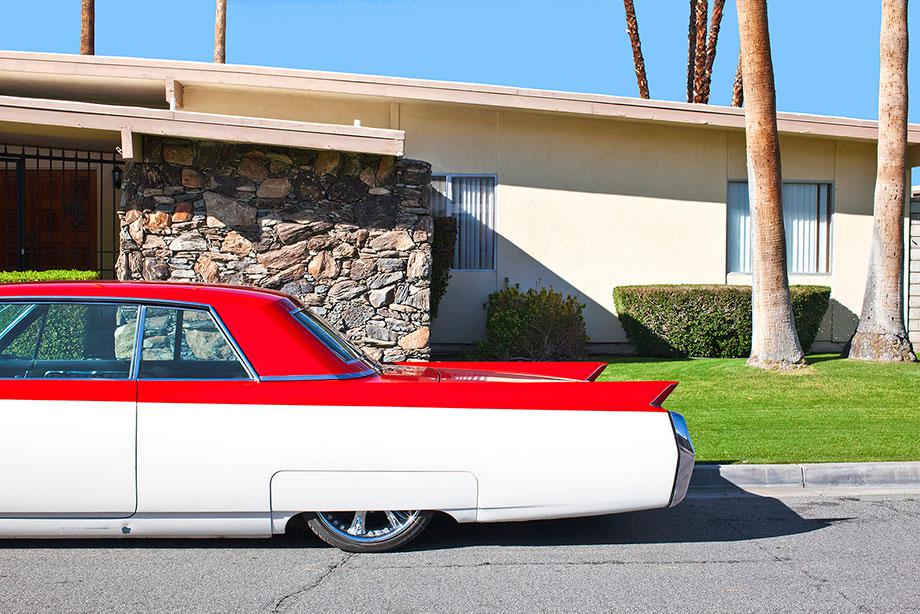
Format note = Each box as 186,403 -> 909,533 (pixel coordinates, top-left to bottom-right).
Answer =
0,378 -> 673,412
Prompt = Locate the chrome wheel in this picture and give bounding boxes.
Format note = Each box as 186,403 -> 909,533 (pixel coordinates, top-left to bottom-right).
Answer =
315,510 -> 421,544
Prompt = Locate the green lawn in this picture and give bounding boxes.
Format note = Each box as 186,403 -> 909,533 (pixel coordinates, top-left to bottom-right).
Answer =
597,354 -> 920,464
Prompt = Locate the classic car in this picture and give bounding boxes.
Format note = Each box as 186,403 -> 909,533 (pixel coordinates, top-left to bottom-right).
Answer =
0,281 -> 694,552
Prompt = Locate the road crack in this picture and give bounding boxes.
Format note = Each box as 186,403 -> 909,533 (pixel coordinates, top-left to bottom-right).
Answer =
724,518 -> 873,613
271,552 -> 354,613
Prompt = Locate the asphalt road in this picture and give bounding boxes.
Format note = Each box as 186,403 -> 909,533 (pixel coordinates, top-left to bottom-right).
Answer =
1,490 -> 919,614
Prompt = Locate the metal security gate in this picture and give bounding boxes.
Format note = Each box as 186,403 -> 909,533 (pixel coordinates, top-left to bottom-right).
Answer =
0,145 -> 122,277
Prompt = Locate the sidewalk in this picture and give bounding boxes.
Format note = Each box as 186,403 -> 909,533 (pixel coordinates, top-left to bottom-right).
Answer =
690,461 -> 920,491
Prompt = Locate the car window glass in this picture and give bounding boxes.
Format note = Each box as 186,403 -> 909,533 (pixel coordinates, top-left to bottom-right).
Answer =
0,302 -> 139,379
291,307 -> 374,367
139,306 -> 248,380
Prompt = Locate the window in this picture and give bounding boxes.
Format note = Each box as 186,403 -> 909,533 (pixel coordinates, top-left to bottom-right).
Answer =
138,307 -> 249,380
0,302 -> 138,379
428,174 -> 496,270
728,181 -> 832,274
291,307 -> 372,367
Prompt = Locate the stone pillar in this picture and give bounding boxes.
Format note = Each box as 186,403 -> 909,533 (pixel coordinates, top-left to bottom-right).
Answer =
117,137 -> 433,361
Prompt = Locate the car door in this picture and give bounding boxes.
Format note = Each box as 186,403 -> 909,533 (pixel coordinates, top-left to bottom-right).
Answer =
0,301 -> 139,518
134,305 -> 264,520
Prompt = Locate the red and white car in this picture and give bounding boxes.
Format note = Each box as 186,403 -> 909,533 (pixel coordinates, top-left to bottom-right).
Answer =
0,282 -> 694,552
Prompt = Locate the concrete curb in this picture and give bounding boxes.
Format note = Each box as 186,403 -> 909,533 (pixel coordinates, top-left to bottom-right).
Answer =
690,461 -> 920,490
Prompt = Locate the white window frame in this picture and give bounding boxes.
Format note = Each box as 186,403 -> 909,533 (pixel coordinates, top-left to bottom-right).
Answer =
430,173 -> 498,272
726,179 -> 835,276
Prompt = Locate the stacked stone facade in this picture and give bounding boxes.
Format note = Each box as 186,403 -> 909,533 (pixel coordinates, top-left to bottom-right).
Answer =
116,136 -> 433,361
910,199 -> 920,345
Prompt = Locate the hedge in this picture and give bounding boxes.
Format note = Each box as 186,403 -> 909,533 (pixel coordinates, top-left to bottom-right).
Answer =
478,281 -> 588,360
0,270 -> 100,284
613,284 -> 831,357
431,216 -> 458,320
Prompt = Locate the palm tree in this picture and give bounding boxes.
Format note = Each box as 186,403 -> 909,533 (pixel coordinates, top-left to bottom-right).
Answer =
691,0 -> 708,102
731,57 -> 744,107
687,0 -> 697,102
214,0 -> 227,64
687,0 -> 725,104
848,0 -> 916,362
80,0 -> 94,55
699,0 -> 726,103
737,0 -> 804,369
623,0 -> 650,99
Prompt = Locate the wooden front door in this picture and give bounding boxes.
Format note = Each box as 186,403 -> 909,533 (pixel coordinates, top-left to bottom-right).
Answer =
0,169 -> 98,271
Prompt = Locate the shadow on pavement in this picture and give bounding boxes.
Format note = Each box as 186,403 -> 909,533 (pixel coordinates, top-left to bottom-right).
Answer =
412,475 -> 851,551
0,477 -> 850,552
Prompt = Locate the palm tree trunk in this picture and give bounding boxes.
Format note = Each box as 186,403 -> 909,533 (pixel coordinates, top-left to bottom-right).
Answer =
737,0 -> 805,369
214,0 -> 227,64
731,55 -> 744,106
848,0 -> 916,362
699,0 -> 725,103
623,0 -> 650,99
80,0 -> 94,55
692,0 -> 709,102
687,0 -> 697,102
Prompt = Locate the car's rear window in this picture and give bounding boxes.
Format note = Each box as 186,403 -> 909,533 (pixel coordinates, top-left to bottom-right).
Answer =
290,307 -> 376,369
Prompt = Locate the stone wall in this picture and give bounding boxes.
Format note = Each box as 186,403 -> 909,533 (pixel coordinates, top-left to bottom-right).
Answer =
910,199 -> 920,345
116,136 -> 433,361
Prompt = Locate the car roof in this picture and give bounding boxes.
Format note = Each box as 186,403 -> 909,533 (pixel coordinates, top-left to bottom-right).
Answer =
0,280 -> 290,310
0,281 -> 369,379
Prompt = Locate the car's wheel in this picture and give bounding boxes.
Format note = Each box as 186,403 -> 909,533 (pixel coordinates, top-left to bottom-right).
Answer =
307,510 -> 433,553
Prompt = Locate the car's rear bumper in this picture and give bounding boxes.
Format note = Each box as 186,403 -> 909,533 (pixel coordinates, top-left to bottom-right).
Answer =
667,411 -> 695,507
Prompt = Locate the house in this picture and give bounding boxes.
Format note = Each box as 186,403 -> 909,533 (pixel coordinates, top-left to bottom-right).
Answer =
1,50 -> 918,356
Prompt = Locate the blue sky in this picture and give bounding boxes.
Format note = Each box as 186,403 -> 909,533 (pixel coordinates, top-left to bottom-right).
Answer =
2,1 -> 919,173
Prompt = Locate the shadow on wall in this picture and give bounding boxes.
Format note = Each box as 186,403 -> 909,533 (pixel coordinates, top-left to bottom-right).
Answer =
432,234 -> 624,350
434,228 -> 858,354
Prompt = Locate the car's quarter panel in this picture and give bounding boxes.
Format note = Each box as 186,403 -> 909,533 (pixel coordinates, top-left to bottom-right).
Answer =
136,380 -> 678,527
0,380 -> 137,518
270,471 -> 479,529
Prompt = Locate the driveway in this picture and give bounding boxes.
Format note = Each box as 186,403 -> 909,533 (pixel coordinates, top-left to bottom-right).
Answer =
1,490 -> 918,613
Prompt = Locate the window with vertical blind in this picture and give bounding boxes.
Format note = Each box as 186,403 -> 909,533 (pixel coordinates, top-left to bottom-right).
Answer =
427,174 -> 496,270
727,181 -> 832,274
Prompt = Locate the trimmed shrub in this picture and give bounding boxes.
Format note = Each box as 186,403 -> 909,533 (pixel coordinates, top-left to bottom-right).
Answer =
0,270 -> 100,284
431,216 -> 458,320
613,284 -> 831,357
478,281 -> 588,360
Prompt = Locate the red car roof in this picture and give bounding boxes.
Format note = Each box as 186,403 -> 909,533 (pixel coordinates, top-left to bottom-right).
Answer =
0,281 -> 367,378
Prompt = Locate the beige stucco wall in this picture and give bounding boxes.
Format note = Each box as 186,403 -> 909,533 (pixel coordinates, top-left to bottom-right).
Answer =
181,87 -> 882,348
402,104 -> 878,348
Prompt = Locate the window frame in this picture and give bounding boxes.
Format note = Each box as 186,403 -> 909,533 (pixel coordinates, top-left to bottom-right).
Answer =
429,172 -> 499,272
725,179 -> 835,276
0,298 -> 258,382
0,300 -> 142,381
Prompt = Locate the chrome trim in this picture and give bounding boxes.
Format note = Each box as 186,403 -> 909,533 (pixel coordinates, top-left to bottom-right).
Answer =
260,369 -> 376,382
289,306 -> 381,374
316,510 -> 421,544
207,307 -> 260,382
667,411 -> 695,507
0,296 -> 216,310
129,305 -> 146,381
0,303 -> 37,344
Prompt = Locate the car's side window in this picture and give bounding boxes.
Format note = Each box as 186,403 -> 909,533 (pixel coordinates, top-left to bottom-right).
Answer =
0,302 -> 139,379
138,306 -> 249,380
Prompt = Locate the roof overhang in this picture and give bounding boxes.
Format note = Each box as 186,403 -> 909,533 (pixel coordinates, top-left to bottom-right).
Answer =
1,50 -> 918,145
0,93 -> 405,157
